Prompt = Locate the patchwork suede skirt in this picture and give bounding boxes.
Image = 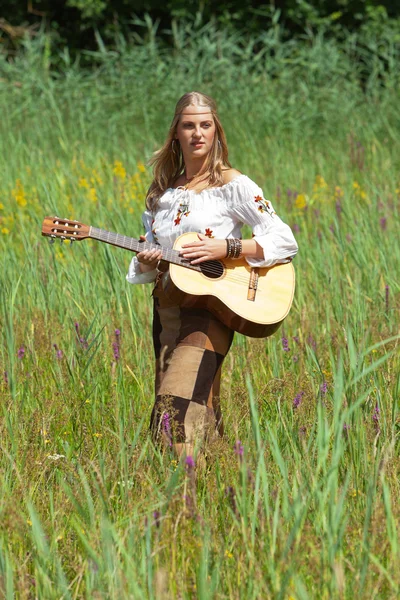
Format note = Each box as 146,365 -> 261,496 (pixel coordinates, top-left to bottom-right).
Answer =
150,279 -> 234,445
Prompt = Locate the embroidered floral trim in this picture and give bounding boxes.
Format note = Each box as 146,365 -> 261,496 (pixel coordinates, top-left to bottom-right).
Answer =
254,195 -> 275,215
204,228 -> 214,238
174,202 -> 190,226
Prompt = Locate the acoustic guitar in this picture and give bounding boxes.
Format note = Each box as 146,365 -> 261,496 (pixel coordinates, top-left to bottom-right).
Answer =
42,216 -> 295,338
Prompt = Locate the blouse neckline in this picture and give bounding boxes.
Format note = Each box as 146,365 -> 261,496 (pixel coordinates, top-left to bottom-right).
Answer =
167,173 -> 246,195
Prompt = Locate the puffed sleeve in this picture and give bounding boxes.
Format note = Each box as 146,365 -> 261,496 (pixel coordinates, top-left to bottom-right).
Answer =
126,210 -> 158,284
229,177 -> 298,268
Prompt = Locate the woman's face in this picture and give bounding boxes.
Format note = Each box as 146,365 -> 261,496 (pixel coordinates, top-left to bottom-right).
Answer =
175,104 -> 216,161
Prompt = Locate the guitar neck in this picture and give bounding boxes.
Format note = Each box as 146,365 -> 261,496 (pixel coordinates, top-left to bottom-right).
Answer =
89,226 -> 201,272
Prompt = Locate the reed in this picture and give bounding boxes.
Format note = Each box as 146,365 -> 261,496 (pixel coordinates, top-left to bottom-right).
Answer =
0,23 -> 399,599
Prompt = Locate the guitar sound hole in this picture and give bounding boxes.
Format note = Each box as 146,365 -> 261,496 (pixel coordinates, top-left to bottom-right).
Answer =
200,260 -> 224,279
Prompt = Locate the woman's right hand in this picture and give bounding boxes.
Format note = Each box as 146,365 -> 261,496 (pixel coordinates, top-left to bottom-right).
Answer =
137,235 -> 163,272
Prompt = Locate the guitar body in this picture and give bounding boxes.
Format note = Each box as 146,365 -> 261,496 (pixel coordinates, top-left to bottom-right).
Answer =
163,232 -> 295,338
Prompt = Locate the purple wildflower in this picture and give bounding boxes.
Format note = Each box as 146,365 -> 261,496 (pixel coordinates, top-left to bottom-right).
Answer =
335,200 -> 342,217
4,371 -> 8,385
299,425 -> 306,436
112,328 -> 121,361
320,381 -> 328,396
292,336 -> 300,345
112,342 -> 120,362
293,391 -> 304,409
152,510 -> 161,529
53,344 -> 63,359
307,335 -> 317,351
287,189 -> 292,198
380,217 -> 387,231
185,455 -> 195,470
329,223 -> 335,234
293,354 -> 299,363
282,336 -> 290,352
80,337 -> 89,350
234,440 -> 244,457
343,423 -> 350,437
292,224 -> 300,234
74,322 -> 79,334
17,346 -> 25,359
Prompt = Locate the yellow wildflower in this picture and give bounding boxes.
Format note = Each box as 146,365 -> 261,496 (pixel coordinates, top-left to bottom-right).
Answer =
12,179 -> 27,207
0,203 -> 4,210
313,175 -> 328,190
113,160 -> 126,179
78,177 -> 89,189
137,161 -> 146,173
295,193 -> 307,209
1,227 -> 9,235
27,519 -> 32,526
93,432 -> 102,438
224,550 -> 233,558
88,188 -> 97,203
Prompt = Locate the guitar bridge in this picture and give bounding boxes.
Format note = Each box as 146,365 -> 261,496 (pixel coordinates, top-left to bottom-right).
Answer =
247,268 -> 259,302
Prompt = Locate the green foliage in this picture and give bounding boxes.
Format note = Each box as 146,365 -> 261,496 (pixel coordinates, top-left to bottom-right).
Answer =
0,26 -> 400,598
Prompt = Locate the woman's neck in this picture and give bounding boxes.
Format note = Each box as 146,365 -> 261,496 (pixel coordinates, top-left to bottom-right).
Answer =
184,156 -> 208,180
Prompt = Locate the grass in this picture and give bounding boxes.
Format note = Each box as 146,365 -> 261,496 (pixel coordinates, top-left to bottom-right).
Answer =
0,23 -> 400,599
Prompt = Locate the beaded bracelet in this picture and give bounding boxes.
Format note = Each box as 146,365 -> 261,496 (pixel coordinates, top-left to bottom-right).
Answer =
225,238 -> 242,259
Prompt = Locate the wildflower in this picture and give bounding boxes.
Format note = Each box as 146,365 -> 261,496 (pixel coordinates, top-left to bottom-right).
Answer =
281,336 -> 290,352
93,432 -> 102,438
293,391 -> 304,409
113,161 -> 126,180
1,227 -> 9,235
292,336 -> 299,344
47,454 -> 66,461
299,425 -> 306,436
372,404 -> 380,434
88,188 -> 97,203
112,328 -> 121,362
12,179 -> 27,207
18,346 -> 25,359
335,200 -> 342,217
295,194 -> 307,209
3,371 -> 8,385
320,381 -> 327,395
307,335 -> 317,351
152,510 -> 161,528
53,344 -> 63,359
343,423 -> 350,437
380,217 -> 387,231
292,224 -> 300,234
185,455 -> 195,470
293,355 -> 299,363
234,440 -> 244,457
225,550 -> 233,559
78,177 -> 89,189
137,162 -> 146,173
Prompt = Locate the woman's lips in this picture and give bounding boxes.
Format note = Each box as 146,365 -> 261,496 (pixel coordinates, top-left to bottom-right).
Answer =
191,142 -> 204,146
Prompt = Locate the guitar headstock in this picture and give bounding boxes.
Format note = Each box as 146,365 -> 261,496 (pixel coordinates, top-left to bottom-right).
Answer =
42,216 -> 90,242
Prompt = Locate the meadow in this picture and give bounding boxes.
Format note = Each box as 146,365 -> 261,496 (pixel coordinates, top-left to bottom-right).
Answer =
0,23 -> 399,599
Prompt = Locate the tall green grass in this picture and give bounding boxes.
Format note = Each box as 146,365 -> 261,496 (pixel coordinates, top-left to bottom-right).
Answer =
0,23 -> 399,598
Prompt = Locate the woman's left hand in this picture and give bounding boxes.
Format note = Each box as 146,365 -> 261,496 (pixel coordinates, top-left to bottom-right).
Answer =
180,234 -> 226,264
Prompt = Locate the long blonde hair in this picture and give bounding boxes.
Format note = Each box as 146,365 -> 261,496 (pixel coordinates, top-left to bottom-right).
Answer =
146,91 -> 231,210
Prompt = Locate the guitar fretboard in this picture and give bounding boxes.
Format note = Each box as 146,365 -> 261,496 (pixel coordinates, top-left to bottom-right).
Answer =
90,227 -> 202,272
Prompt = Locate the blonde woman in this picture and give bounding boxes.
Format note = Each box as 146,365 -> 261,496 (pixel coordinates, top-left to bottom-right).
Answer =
127,91 -> 298,458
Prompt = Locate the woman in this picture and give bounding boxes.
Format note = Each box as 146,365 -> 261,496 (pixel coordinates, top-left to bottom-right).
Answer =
127,91 -> 298,457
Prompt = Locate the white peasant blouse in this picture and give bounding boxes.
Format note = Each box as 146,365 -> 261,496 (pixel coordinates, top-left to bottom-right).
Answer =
126,174 -> 298,284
